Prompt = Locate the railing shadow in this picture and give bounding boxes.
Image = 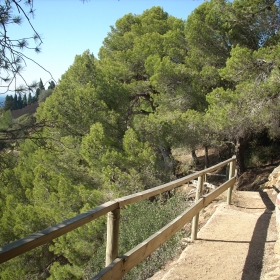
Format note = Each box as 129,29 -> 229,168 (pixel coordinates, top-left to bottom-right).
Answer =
241,191 -> 274,280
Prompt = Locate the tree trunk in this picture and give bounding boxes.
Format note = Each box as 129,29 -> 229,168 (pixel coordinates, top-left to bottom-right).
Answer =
204,146 -> 209,168
226,142 -> 233,158
235,137 -> 248,177
191,149 -> 199,165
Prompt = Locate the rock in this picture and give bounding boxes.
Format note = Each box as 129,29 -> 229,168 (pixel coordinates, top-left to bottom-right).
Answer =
276,206 -> 280,236
264,165 -> 280,270
271,171 -> 280,263
276,193 -> 280,209
265,166 -> 280,189
181,237 -> 192,243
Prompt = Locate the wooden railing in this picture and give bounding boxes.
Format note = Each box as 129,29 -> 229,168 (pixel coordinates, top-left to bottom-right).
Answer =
0,156 -> 236,279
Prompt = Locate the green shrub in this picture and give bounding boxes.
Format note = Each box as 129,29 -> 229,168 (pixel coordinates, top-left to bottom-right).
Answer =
86,193 -> 190,279
119,193 -> 190,280
245,141 -> 280,167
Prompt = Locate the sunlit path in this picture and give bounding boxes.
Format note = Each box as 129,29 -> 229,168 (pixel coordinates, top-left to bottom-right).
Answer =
151,191 -> 278,280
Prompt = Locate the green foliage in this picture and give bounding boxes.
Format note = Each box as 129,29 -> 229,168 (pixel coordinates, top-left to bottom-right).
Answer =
2,2 -> 280,278
185,0 -> 231,68
35,78 -> 49,101
84,193 -> 190,279
36,51 -> 127,140
81,125 -> 161,197
99,6 -> 191,117
27,92 -> 32,105
48,217 -> 106,279
38,78 -> 45,91
48,262 -> 84,280
48,80 -> 55,90
0,110 -> 12,130
22,93 -> 27,107
3,95 -> 14,111
245,135 -> 280,167
0,244 -> 53,280
38,89 -> 53,103
119,193 -> 189,280
0,138 -> 105,278
3,92 -> 38,111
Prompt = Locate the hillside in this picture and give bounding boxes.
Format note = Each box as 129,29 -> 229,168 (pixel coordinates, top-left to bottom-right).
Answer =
1,2 -> 280,278
11,102 -> 39,119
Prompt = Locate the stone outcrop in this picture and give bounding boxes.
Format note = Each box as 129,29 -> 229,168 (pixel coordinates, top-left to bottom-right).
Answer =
265,166 -> 280,250
276,199 -> 280,254
266,165 -> 280,189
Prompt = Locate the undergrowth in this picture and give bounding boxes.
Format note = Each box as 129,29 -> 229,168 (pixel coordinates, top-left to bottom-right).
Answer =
120,192 -> 190,280
87,192 -> 190,279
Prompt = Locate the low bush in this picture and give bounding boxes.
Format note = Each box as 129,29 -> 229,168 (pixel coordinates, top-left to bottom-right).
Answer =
119,192 -> 190,280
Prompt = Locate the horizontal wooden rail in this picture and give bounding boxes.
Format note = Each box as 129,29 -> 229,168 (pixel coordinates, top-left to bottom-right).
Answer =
93,176 -> 236,279
203,177 -> 236,206
116,157 -> 233,207
0,201 -> 118,263
0,156 -> 236,279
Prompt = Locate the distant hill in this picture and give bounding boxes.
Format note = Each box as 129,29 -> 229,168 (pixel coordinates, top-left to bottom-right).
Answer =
11,102 -> 39,119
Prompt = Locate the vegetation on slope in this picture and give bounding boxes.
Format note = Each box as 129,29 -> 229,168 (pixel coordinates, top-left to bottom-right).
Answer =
1,0 -> 280,279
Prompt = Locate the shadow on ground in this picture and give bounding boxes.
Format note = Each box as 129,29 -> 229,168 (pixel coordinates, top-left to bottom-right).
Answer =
241,191 -> 275,280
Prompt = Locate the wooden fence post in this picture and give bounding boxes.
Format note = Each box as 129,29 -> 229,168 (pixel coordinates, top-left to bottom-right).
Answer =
227,157 -> 236,205
105,208 -> 120,266
191,175 -> 204,241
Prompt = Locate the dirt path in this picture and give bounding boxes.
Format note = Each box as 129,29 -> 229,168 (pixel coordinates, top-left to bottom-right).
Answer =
150,190 -> 279,280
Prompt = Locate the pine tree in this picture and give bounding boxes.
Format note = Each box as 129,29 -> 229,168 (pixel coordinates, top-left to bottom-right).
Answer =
13,93 -> 18,110
22,93 -> 27,107
0,1 -> 43,93
4,95 -> 14,111
18,94 -> 23,109
35,79 -> 45,101
48,80 -> 55,90
38,78 -> 45,90
27,92 -> 32,105
35,88 -> 40,101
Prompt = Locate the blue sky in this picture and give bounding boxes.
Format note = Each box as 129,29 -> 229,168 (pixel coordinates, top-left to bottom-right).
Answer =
3,0 -> 205,93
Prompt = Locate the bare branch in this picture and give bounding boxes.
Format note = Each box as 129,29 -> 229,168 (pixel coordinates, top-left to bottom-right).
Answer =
0,1 -> 54,94
11,0 -> 43,45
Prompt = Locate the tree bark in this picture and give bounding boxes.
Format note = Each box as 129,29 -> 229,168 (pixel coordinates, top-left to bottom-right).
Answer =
226,142 -> 233,158
191,149 -> 199,165
235,136 -> 249,177
204,146 -> 209,168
